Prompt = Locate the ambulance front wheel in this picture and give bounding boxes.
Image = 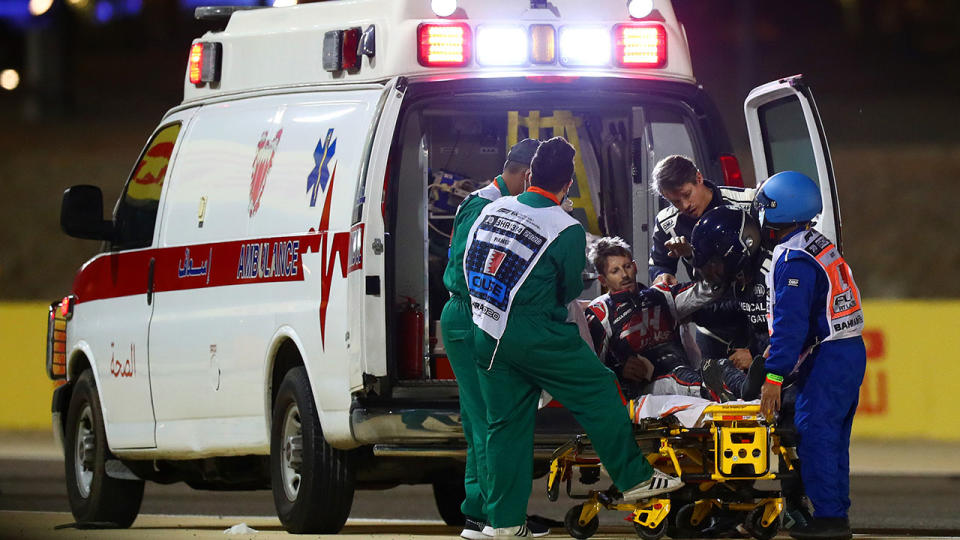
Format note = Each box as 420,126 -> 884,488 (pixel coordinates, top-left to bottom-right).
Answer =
64,370 -> 145,528
271,366 -> 355,534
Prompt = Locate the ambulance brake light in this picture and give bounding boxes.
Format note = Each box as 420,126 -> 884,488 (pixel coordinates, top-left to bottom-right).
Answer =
418,23 -> 471,67
614,24 -> 666,68
558,26 -> 610,67
719,154 -> 744,188
476,26 -> 527,66
188,41 -> 222,86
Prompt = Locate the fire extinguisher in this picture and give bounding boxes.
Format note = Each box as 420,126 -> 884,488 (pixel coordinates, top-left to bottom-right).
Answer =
399,296 -> 424,379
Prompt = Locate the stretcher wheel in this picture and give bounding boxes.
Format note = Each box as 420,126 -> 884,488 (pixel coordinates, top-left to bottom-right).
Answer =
744,507 -> 779,540
633,518 -> 667,540
564,504 -> 599,539
674,503 -> 711,536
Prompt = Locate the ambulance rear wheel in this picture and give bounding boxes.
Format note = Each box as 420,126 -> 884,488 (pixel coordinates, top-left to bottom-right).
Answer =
432,480 -> 466,525
271,366 -> 355,534
64,370 -> 144,528
564,504 -> 599,539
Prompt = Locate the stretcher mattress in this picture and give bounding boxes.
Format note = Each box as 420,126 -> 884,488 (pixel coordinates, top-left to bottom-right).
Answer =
632,395 -> 761,428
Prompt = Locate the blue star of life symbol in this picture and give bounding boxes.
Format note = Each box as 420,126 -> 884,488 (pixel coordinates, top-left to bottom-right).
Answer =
307,128 -> 337,207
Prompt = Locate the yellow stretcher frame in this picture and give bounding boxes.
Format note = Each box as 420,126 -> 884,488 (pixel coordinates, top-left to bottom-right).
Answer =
547,403 -> 791,540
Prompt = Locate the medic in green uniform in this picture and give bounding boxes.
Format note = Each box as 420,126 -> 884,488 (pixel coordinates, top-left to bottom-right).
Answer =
441,139 -> 541,540
464,137 -> 683,537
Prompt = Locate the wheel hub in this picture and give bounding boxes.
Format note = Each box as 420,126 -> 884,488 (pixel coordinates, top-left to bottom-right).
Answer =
74,405 -> 95,498
280,403 -> 303,502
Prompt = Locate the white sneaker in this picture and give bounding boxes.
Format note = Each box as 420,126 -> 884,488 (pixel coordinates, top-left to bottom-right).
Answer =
620,470 -> 683,502
482,525 -> 495,536
492,524 -> 529,537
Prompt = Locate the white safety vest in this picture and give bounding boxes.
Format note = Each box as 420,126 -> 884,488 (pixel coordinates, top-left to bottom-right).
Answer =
766,229 -> 864,344
463,195 -> 578,340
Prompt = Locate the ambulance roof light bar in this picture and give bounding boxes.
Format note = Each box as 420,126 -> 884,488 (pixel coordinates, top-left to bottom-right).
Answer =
418,23 -> 471,67
614,24 -> 666,67
194,5 -> 264,31
558,26 -> 611,67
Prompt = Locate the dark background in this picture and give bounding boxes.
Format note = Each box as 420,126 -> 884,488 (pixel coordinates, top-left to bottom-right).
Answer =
1,0 -> 958,299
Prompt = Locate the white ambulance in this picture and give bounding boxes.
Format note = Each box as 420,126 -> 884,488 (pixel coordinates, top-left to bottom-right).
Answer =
45,0 -> 843,533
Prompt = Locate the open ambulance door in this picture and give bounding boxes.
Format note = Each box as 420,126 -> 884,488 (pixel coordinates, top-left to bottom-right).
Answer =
346,77 -> 406,392
744,74 -> 843,251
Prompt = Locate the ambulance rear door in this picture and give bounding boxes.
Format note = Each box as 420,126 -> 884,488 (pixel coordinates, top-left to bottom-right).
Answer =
347,77 -> 406,390
744,74 -> 842,249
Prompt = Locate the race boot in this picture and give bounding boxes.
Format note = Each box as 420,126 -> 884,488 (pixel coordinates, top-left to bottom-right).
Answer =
700,357 -> 734,402
741,355 -> 766,400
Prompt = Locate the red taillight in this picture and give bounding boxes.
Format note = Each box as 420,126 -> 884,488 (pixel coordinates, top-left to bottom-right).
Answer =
719,154 -> 744,188
342,27 -> 361,70
418,23 -> 471,67
188,42 -> 222,86
613,24 -> 666,68
59,295 -> 73,319
188,43 -> 203,84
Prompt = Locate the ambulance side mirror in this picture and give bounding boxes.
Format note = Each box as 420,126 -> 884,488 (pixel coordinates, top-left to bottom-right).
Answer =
61,185 -> 114,241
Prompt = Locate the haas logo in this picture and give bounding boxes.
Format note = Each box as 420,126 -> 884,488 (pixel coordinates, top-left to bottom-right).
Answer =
249,129 -> 283,217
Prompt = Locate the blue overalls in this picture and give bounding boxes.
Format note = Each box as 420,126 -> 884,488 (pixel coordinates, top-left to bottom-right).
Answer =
764,229 -> 866,519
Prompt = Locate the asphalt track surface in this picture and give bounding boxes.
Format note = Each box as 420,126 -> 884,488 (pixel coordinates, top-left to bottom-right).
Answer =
2,455 -> 960,539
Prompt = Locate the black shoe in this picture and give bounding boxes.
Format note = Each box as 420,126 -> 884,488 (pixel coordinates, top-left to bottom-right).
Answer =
789,517 -> 852,540
525,515 -> 552,537
782,506 -> 813,530
742,355 -> 766,400
461,515 -> 489,540
700,358 -> 733,402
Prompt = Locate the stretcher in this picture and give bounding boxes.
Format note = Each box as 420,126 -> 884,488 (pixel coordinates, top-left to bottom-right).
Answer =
546,396 -> 796,540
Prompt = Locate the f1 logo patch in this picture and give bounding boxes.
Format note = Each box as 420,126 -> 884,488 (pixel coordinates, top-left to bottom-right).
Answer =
484,249 -> 507,275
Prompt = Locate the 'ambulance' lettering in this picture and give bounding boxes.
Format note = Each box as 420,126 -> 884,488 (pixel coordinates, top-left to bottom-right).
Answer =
237,240 -> 300,280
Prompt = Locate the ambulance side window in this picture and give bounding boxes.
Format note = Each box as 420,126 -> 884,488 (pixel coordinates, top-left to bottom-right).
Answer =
757,96 -> 818,185
113,123 -> 181,250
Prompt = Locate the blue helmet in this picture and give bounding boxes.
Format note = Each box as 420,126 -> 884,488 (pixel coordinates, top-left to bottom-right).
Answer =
691,205 -> 761,284
754,171 -> 822,228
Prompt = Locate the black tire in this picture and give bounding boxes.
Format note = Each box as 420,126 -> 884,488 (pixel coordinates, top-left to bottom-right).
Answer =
634,518 -> 668,540
564,504 -> 599,540
271,366 -> 355,533
432,480 -> 466,526
744,506 -> 780,540
63,370 -> 144,528
673,502 -> 711,536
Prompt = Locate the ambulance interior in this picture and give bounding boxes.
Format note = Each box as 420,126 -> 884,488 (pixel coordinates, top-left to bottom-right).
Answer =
386,83 -> 711,385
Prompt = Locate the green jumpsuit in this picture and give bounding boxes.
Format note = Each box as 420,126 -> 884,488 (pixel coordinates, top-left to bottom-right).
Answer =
440,175 -> 511,522
472,190 -> 655,528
